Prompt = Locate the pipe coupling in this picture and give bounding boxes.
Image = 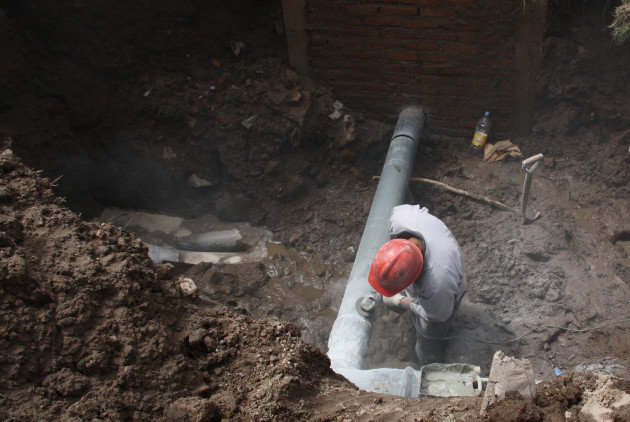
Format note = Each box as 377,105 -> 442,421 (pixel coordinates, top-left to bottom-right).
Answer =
391,106 -> 426,143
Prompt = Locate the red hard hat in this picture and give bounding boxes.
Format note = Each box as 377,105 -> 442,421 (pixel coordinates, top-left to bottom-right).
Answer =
368,239 -> 423,297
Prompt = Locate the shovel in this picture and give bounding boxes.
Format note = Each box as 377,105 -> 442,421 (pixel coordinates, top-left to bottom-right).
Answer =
521,153 -> 544,224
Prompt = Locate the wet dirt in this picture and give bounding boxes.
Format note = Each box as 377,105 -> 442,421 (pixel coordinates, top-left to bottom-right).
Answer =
1,0 -> 630,420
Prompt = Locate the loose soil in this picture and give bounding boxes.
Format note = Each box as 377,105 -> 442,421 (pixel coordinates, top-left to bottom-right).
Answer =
1,1 -> 630,420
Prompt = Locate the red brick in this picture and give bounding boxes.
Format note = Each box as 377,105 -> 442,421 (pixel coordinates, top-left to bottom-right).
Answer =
432,96 -> 456,106
384,51 -> 418,62
309,39 -> 328,49
343,70 -> 380,81
401,0 -> 439,4
384,74 -> 418,84
402,64 -> 423,73
412,64 -> 446,75
494,89 -> 513,98
405,20 -> 440,29
381,29 -> 418,40
483,70 -> 512,79
386,94 -> 422,106
448,109 -> 480,119
343,5 -> 379,15
365,16 -> 401,26
419,8 -> 456,18
365,39 -> 403,49
442,44 -> 478,54
443,24 -> 481,31
457,32 -> 492,42
462,9 -> 490,19
305,0 -> 519,136
441,0 -> 475,5
365,83 -> 402,93
417,30 -> 458,41
404,41 -> 440,51
439,66 -> 475,75
420,54 -> 453,63
456,77 -> 490,87
420,75 -> 454,85
365,63 -> 403,73
496,58 -> 514,67
327,38 -> 363,49
345,50 -> 379,59
439,87 -> 469,97
380,6 -> 418,16
405,84 -> 439,95
346,28 -> 379,38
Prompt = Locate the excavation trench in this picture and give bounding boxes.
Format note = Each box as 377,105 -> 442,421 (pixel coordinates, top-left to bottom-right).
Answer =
92,107 -> 507,397
36,86 -> 630,390
3,1 -> 630,419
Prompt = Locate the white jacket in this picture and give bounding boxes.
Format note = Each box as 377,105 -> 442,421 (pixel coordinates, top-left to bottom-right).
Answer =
389,204 -> 467,322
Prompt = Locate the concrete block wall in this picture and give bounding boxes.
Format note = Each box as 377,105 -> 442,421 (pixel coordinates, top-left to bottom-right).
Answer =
304,0 -> 530,139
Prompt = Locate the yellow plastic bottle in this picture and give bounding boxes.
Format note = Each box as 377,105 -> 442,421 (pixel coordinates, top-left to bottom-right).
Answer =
470,111 -> 491,152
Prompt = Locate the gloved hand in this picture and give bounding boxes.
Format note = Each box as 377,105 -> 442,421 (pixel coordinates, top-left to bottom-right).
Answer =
382,292 -> 407,314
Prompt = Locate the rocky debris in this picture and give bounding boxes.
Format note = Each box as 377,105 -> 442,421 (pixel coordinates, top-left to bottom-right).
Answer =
0,148 -> 349,420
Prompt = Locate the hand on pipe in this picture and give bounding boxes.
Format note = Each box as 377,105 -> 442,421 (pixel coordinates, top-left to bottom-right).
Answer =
383,293 -> 408,313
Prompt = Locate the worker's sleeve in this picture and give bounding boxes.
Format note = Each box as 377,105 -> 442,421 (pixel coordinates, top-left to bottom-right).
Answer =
409,289 -> 456,322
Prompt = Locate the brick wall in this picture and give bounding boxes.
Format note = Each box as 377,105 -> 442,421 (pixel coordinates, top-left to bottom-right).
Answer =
306,0 -> 525,139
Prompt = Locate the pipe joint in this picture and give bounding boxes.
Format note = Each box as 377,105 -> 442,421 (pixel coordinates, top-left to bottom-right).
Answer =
391,106 -> 426,143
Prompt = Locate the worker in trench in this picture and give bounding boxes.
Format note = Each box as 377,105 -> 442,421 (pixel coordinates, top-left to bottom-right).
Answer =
368,204 -> 467,367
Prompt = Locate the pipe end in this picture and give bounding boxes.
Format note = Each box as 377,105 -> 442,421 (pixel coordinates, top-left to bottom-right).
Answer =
391,106 -> 426,143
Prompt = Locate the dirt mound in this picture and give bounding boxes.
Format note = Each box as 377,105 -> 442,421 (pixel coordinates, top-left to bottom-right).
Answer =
0,147 -> 348,420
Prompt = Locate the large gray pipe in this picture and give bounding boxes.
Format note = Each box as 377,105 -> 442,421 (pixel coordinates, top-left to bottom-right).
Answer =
327,106 -> 426,396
